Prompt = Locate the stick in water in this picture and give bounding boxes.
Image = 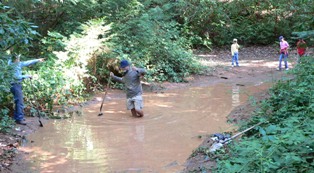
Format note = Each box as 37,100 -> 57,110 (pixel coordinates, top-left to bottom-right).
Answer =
29,79 -> 44,127
98,76 -> 111,116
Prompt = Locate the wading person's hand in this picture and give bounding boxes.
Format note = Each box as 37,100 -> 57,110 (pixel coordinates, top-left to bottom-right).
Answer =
38,58 -> 45,62
110,72 -> 114,77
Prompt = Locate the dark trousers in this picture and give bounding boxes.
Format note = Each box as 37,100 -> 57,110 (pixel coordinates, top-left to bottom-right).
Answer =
10,83 -> 24,121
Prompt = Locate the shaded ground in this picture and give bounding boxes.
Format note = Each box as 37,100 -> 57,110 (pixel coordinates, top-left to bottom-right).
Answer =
0,46 -> 297,172
0,117 -> 48,172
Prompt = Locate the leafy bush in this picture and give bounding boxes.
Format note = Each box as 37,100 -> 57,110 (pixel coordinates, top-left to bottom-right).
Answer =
0,3 -> 39,53
1,3 -> 103,128
214,57 -> 314,172
0,111 -> 14,133
105,1 -> 204,82
291,30 -> 314,45
25,19 -> 109,113
0,3 -> 39,131
175,0 -> 314,46
0,59 -> 15,132
1,0 -> 103,36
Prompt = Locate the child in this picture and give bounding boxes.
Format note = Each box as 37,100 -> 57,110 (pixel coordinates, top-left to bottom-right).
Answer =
278,36 -> 289,70
231,39 -> 240,67
296,38 -> 307,63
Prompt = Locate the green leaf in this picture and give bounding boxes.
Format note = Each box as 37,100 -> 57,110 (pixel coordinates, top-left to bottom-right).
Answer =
259,127 -> 266,136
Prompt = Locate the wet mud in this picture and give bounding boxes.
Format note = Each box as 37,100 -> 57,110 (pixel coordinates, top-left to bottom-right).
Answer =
16,82 -> 271,173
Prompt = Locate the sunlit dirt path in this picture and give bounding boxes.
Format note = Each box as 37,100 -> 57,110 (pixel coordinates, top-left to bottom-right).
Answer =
17,81 -> 271,173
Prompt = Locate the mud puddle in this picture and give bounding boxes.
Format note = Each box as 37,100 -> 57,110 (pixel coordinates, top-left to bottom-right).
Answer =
17,82 -> 271,173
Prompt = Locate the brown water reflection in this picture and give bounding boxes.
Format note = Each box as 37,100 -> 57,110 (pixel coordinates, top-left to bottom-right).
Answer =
20,83 -> 270,173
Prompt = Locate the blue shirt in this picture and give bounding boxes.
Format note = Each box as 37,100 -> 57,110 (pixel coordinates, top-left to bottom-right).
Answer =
8,59 -> 40,82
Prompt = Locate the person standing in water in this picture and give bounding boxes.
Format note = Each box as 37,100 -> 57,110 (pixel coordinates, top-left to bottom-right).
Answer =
110,60 -> 146,117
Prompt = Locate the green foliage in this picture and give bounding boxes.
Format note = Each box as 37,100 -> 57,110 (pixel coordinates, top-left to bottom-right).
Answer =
1,3 -> 103,129
41,31 -> 67,52
214,57 -> 314,172
0,59 -> 13,97
24,20 -> 109,113
0,3 -> 38,131
105,0 -> 204,82
1,0 -> 103,36
175,0 -> 314,46
291,30 -> 314,45
292,30 -> 314,40
0,58 -> 15,132
0,110 -> 14,133
0,3 -> 39,53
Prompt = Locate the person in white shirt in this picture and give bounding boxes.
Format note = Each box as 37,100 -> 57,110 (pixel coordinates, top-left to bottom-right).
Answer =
231,39 -> 240,67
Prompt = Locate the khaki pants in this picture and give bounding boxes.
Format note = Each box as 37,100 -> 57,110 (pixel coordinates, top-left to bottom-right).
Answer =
126,95 -> 143,110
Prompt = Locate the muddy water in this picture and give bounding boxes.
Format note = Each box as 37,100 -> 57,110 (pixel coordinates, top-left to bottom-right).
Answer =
20,83 -> 270,173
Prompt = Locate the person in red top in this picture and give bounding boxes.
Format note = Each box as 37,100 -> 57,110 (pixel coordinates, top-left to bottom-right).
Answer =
296,38 -> 307,63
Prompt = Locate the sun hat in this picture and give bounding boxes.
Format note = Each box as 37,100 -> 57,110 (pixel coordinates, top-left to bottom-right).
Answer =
233,38 -> 237,42
120,59 -> 129,68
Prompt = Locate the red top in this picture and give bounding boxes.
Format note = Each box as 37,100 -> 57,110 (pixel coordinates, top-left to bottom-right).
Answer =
297,40 -> 307,56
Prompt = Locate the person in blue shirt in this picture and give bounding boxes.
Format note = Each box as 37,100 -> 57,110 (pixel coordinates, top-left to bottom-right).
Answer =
8,55 -> 44,125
